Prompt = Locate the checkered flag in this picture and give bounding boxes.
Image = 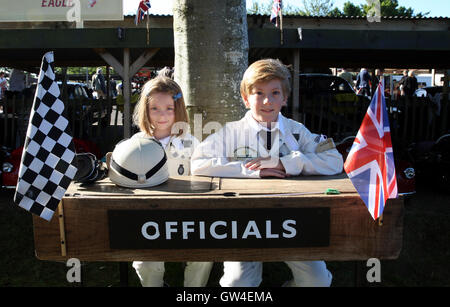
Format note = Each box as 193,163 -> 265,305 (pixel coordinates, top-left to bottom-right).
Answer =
14,52 -> 77,221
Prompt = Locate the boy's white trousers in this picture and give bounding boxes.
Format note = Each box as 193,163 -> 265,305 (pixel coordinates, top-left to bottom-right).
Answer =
219,261 -> 332,287
133,261 -> 213,287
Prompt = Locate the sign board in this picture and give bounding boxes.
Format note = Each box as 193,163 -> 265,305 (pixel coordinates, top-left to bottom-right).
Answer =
108,208 -> 331,249
32,175 -> 404,262
0,0 -> 123,22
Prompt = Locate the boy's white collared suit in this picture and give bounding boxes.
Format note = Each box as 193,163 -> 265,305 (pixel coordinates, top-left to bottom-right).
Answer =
131,132 -> 213,287
191,111 -> 343,287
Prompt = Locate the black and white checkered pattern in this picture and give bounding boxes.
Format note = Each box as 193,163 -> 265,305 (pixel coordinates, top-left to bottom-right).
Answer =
14,52 -> 77,221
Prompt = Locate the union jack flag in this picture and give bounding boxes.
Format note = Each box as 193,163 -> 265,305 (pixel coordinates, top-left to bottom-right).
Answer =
270,0 -> 282,27
135,1 -> 151,25
344,82 -> 398,220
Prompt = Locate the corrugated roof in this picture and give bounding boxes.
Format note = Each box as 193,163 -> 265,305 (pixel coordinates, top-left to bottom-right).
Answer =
248,14 -> 450,20
125,13 -> 450,20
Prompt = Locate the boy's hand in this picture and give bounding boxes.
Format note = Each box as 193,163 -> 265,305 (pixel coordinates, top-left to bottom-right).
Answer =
245,157 -> 285,172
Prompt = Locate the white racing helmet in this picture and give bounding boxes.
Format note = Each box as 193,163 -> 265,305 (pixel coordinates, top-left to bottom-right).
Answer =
108,138 -> 169,188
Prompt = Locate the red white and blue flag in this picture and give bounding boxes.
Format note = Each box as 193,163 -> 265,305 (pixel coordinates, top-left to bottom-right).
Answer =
344,82 -> 398,220
135,1 -> 151,25
270,0 -> 282,27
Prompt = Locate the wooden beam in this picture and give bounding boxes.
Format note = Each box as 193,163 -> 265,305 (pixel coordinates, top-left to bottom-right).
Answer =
292,49 -> 300,121
0,28 -> 174,49
94,48 -> 124,79
123,48 -> 131,139
129,48 -> 159,78
94,48 -> 160,80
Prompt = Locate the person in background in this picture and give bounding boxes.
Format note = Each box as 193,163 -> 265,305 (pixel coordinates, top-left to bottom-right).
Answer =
371,69 -> 383,94
398,70 -> 408,96
404,70 -> 418,97
91,67 -> 106,99
355,68 -> 371,97
8,69 -> 26,99
0,71 -> 8,100
110,78 -> 118,98
338,68 -> 353,87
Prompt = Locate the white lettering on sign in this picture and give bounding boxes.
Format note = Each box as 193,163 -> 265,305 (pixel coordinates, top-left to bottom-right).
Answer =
266,220 -> 279,238
282,220 -> 297,238
242,221 -> 262,239
210,221 -> 227,239
182,221 -> 195,239
199,221 -> 206,239
165,221 -> 178,240
141,221 -> 160,240
140,219 -> 299,241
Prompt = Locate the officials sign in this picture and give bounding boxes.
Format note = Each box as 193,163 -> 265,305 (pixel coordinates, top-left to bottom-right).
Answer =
0,0 -> 123,22
108,208 -> 330,249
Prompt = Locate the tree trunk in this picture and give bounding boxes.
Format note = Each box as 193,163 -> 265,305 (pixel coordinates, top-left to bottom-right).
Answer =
173,0 -> 248,138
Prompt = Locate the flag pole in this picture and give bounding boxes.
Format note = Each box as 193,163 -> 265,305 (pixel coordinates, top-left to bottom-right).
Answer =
279,8 -> 283,45
58,201 -> 67,257
378,214 -> 383,226
146,11 -> 150,45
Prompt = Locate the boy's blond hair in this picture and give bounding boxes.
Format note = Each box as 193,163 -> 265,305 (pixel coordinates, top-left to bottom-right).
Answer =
240,59 -> 291,99
133,76 -> 189,137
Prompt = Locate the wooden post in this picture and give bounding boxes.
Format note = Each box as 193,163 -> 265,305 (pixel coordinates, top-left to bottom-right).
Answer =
58,202 -> 67,257
441,70 -> 449,134
94,48 -> 158,139
123,48 -> 131,139
292,49 -> 300,121
106,65 -> 111,129
279,8 -> 283,45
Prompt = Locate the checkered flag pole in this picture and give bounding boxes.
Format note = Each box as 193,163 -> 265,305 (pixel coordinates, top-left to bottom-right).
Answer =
14,52 -> 78,221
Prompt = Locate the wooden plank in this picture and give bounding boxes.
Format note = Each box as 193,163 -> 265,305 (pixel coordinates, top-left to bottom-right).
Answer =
33,175 -> 403,262
219,173 -> 357,195
66,176 -> 216,197
33,194 -> 403,262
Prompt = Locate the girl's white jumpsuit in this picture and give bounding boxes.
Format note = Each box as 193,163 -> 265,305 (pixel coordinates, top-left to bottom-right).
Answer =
132,132 -> 213,287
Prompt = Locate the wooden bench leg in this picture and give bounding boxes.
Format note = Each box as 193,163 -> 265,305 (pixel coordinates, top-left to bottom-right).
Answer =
354,261 -> 366,287
119,262 -> 129,287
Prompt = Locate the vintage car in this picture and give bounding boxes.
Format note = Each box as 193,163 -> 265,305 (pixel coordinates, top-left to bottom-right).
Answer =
298,74 -> 371,114
1,138 -> 102,189
336,136 -> 416,195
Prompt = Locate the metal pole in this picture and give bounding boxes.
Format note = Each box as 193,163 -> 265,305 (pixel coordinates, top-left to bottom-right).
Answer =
123,48 -> 131,139
292,49 -> 300,121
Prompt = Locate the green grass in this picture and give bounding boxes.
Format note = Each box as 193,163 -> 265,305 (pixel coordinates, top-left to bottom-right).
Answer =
1,184 -> 449,287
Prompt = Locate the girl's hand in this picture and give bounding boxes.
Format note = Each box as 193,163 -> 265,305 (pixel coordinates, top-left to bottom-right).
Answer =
245,157 -> 285,172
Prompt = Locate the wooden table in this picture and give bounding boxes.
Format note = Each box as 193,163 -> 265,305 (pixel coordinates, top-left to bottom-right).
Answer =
33,173 -> 403,262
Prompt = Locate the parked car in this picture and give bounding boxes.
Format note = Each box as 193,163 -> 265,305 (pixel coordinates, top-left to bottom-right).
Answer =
28,82 -> 107,126
299,74 -> 370,103
297,73 -> 372,116
414,86 -> 444,98
406,134 -> 450,193
336,136 -> 416,195
60,81 -> 93,100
